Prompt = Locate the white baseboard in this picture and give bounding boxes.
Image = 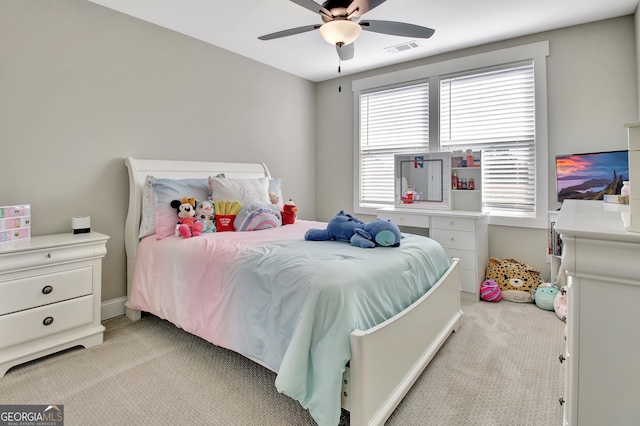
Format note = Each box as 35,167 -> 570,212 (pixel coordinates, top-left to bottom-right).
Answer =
101,296 -> 127,321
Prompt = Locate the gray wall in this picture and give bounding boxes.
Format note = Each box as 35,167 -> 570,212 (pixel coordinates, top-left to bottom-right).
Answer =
316,16 -> 638,278
0,0 -> 316,303
2,1 -> 637,308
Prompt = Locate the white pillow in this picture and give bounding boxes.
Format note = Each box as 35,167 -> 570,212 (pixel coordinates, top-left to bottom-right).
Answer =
208,176 -> 270,206
268,178 -> 284,210
139,175 -> 156,238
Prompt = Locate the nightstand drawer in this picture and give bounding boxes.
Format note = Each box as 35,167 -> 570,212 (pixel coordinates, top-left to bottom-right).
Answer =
0,295 -> 94,350
431,216 -> 476,232
0,244 -> 97,274
0,267 -> 93,315
430,228 -> 476,250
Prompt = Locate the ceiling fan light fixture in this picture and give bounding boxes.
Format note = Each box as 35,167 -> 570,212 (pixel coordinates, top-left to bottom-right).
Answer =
319,19 -> 362,46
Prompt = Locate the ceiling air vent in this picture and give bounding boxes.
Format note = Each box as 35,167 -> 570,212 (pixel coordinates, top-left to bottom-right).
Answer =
384,40 -> 421,54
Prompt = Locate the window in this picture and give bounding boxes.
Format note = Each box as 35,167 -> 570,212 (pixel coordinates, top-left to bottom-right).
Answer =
359,81 -> 429,206
440,62 -> 535,215
353,42 -> 549,226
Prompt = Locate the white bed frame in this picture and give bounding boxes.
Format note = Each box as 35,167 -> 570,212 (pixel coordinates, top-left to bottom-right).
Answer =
124,157 -> 462,426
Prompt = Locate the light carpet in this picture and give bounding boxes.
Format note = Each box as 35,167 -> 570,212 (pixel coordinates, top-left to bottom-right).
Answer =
0,299 -> 565,425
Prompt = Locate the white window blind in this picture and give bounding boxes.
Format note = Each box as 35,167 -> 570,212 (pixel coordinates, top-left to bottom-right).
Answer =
440,62 -> 536,214
359,81 -> 429,205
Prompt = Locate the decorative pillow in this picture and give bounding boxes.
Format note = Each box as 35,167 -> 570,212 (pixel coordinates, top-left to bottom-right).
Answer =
139,175 -> 156,238
152,177 -> 210,240
208,176 -> 270,206
233,202 -> 282,231
269,178 -> 284,210
485,257 -> 541,303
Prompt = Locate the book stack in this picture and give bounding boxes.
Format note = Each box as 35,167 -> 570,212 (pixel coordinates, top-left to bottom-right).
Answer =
548,221 -> 562,256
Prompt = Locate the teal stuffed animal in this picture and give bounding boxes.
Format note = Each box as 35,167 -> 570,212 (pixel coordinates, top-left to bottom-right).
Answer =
305,210 -> 402,248
531,283 -> 559,311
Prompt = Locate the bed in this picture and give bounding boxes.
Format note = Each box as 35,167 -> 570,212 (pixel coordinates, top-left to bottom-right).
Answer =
123,157 -> 462,426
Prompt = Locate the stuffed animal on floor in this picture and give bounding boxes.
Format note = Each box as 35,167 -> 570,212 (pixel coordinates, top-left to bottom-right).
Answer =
305,210 -> 402,248
554,286 -> 567,321
531,282 -> 559,311
484,257 -> 542,303
480,279 -> 502,302
195,200 -> 216,233
171,197 -> 204,238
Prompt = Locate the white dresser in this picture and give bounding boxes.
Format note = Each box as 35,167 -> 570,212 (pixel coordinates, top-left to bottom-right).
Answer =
377,207 -> 488,301
554,200 -> 640,425
0,232 -> 109,376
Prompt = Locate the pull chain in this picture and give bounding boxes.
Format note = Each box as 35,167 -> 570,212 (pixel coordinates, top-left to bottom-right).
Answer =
338,57 -> 342,93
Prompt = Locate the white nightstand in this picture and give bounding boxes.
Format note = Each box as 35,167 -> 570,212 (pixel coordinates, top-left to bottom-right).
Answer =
0,232 -> 109,376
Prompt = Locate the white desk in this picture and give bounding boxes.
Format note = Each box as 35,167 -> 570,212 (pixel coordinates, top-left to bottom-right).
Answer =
377,206 -> 488,301
555,200 -> 640,425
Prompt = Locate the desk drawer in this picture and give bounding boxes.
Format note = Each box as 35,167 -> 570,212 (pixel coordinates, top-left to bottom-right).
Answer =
0,267 -> 93,315
431,216 -> 476,232
377,211 -> 430,228
460,268 -> 479,294
431,228 -> 476,250
0,295 -> 94,350
442,247 -> 476,272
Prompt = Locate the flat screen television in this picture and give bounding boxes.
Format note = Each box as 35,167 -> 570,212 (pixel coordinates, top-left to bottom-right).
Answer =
555,150 -> 629,202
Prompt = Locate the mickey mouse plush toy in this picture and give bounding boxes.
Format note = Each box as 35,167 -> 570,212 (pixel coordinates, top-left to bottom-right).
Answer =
171,197 -> 204,238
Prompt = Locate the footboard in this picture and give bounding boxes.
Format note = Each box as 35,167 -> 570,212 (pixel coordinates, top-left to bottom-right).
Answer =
347,259 -> 461,426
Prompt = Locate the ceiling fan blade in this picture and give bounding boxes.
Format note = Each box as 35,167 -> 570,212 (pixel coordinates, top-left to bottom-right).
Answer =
336,43 -> 355,60
347,0 -> 387,18
360,20 -> 435,38
258,24 -> 321,41
289,0 -> 332,18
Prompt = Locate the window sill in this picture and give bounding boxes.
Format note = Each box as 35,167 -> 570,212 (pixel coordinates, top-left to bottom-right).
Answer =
487,214 -> 547,229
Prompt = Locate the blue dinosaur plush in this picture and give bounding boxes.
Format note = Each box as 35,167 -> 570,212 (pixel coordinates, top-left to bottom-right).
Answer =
305,210 -> 402,248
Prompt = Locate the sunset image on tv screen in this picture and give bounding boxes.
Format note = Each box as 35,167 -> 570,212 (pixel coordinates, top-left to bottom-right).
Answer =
556,151 -> 629,202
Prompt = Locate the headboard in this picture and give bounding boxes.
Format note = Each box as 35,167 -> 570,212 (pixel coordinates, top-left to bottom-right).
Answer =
124,157 -> 271,319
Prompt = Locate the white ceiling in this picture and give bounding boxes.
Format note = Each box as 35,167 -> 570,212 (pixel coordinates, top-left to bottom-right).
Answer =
88,0 -> 639,82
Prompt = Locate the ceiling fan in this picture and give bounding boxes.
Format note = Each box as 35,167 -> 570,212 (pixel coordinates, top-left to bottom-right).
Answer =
258,0 -> 435,61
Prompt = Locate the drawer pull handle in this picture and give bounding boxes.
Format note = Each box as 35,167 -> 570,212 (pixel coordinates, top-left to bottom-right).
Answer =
559,353 -> 565,363
450,221 -> 455,226
559,397 -> 564,406
450,237 -> 454,241
47,253 -> 51,258
42,285 -> 53,294
43,316 -> 54,326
